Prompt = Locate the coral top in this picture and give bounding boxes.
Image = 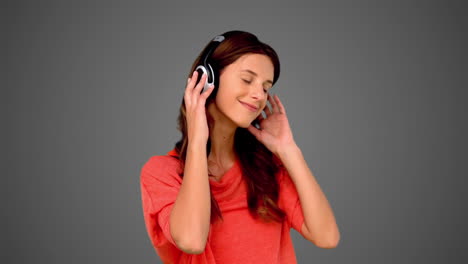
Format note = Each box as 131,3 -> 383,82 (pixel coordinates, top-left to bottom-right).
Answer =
140,148 -> 305,263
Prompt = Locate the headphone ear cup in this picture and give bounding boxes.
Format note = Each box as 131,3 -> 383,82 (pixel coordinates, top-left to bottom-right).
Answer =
207,64 -> 215,84
207,63 -> 220,91
203,64 -> 216,93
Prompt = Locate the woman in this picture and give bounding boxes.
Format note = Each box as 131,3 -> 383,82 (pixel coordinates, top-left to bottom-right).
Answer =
140,30 -> 340,263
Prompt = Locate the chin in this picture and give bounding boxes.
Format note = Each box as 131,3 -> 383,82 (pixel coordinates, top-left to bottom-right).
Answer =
229,110 -> 258,129
238,119 -> 255,129
239,123 -> 250,129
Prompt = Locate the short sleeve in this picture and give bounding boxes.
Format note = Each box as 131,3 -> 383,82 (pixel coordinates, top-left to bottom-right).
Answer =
277,164 -> 305,234
140,156 -> 183,248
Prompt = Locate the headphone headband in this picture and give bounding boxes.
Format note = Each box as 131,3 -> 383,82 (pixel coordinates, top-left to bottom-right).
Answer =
202,35 -> 225,65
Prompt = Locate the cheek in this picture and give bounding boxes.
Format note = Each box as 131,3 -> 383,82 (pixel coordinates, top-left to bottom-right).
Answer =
216,86 -> 236,102
214,91 -> 237,114
259,102 -> 266,111
214,88 -> 227,103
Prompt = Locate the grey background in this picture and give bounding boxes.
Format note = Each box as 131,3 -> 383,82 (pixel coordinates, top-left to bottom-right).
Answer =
5,0 -> 467,263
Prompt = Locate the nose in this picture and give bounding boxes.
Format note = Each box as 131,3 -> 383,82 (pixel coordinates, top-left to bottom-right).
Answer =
250,84 -> 266,101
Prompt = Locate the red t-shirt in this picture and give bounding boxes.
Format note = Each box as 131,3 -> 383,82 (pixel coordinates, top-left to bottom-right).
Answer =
140,148 -> 305,263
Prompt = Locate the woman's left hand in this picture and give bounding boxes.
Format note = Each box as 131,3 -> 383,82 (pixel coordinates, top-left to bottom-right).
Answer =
246,93 -> 297,156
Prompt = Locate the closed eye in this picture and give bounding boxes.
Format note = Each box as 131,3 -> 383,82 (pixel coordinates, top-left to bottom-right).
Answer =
243,79 -> 268,93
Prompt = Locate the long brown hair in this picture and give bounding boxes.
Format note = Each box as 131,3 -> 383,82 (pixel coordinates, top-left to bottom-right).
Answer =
173,30 -> 286,225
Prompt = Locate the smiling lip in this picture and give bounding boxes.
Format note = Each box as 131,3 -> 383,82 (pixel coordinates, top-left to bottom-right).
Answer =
239,101 -> 258,112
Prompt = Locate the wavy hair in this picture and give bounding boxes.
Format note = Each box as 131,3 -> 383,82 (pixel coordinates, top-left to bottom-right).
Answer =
173,30 -> 286,225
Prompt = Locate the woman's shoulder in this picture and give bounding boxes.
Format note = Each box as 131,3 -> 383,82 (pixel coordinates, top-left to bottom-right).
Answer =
140,150 -> 183,184
143,155 -> 181,171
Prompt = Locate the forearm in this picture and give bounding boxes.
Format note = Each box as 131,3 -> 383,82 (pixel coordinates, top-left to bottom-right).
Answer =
170,142 -> 211,253
277,144 -> 340,246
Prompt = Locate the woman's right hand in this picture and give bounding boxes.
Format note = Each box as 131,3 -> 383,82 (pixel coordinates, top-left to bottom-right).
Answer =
184,70 -> 215,144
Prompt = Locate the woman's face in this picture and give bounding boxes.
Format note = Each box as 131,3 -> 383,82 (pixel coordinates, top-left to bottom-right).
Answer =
209,53 -> 274,128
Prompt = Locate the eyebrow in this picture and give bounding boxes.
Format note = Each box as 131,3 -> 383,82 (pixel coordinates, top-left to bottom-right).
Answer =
241,69 -> 273,85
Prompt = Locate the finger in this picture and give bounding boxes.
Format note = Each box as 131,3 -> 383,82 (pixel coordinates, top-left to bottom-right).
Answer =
184,79 -> 193,108
194,73 -> 207,93
274,94 -> 286,114
186,71 -> 198,92
246,124 -> 261,139
257,113 -> 264,122
264,103 -> 272,116
267,93 -> 279,113
191,73 -> 207,105
193,74 -> 208,105
184,92 -> 191,109
185,71 -> 198,104
200,84 -> 215,100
